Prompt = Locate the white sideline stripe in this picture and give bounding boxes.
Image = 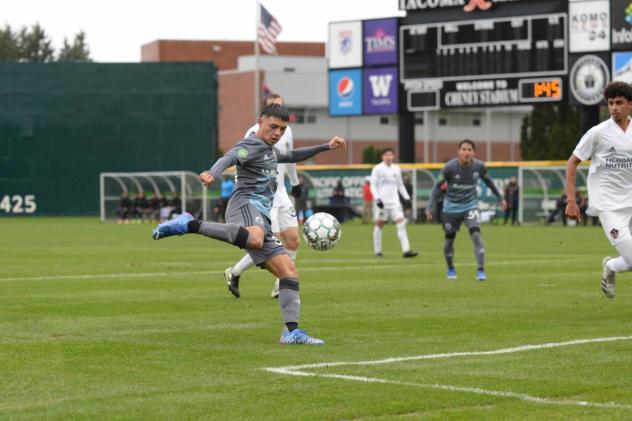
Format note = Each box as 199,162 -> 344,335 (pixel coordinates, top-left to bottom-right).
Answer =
0,258 -> 573,283
266,335 -> 632,372
264,335 -> 632,410
291,372 -> 632,410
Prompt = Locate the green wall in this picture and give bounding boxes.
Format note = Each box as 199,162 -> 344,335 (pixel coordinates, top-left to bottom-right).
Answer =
0,63 -> 217,216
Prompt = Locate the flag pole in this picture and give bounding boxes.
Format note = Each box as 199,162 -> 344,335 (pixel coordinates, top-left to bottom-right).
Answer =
254,0 -> 261,122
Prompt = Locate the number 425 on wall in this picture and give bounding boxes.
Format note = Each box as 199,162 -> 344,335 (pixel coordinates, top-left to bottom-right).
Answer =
0,195 -> 37,214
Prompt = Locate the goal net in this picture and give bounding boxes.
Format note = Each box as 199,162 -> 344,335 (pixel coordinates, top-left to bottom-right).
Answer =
99,171 -> 209,222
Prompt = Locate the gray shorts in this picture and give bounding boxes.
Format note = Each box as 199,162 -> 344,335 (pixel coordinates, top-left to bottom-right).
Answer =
225,202 -> 287,267
441,209 -> 481,235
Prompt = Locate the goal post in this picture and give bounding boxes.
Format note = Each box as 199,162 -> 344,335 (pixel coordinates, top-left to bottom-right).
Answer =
99,171 -> 209,222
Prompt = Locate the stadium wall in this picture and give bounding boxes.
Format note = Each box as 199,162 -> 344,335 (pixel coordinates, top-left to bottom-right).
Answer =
0,63 -> 217,216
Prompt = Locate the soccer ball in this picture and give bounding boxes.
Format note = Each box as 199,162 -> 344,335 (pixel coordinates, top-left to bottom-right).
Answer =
302,212 -> 342,251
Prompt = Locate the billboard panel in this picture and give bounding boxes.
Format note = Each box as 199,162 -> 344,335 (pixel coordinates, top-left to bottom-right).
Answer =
329,69 -> 362,116
569,0 -> 610,53
363,18 -> 398,66
612,51 -> 632,82
569,53 -> 610,105
611,0 -> 632,51
363,67 -> 398,114
328,21 -> 363,69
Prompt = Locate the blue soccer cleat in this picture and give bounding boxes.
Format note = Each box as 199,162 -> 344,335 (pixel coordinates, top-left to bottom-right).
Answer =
280,328 -> 325,345
152,212 -> 193,240
476,269 -> 487,281
446,268 -> 457,280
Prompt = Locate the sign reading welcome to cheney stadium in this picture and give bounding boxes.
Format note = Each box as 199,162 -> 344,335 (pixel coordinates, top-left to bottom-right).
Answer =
399,0 -> 521,12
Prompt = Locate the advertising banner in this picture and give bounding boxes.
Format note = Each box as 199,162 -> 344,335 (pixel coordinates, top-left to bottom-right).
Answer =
363,67 -> 399,114
329,69 -> 363,116
569,53 -> 610,105
363,18 -> 398,66
569,0 -> 610,53
611,0 -> 632,51
612,51 -> 632,82
328,21 -> 363,69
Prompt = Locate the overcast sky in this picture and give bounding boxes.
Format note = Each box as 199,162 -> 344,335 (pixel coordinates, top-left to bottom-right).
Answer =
3,0 -> 404,62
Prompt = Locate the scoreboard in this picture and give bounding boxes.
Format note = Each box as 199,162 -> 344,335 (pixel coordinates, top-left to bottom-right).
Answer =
401,14 -> 567,81
399,0 -> 572,110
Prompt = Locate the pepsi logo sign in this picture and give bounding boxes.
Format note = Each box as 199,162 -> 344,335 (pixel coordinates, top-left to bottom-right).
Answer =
337,77 -> 354,99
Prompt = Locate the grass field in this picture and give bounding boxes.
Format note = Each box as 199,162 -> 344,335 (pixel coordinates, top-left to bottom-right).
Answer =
2,217 -> 632,420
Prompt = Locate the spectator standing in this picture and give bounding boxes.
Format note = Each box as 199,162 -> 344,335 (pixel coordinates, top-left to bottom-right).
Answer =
362,176 -> 373,224
116,191 -> 132,224
503,176 -> 520,225
295,176 -> 309,224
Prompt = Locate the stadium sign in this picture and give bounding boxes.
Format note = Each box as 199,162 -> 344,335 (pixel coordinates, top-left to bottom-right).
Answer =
363,18 -> 398,66
569,0 -> 610,53
364,67 -> 399,114
399,0 -> 520,12
569,54 -> 610,106
329,69 -> 363,116
328,21 -> 363,69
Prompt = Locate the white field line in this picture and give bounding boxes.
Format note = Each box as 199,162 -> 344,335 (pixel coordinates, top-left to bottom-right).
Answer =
263,335 -> 632,410
0,258 -> 574,283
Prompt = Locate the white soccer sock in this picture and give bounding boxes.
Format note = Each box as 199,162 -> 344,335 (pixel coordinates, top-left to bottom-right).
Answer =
231,253 -> 255,276
373,226 -> 383,254
607,239 -> 632,273
396,221 -> 410,253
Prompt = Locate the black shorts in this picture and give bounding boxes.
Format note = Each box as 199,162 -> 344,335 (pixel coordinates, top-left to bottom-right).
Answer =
441,209 -> 481,235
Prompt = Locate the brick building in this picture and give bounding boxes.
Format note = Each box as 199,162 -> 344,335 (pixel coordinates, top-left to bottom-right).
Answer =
141,39 -> 526,163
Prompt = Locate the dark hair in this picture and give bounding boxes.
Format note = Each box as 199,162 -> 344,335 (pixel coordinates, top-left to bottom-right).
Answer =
603,81 -> 632,101
458,139 -> 475,150
382,147 -> 394,155
263,93 -> 283,108
260,103 -> 290,122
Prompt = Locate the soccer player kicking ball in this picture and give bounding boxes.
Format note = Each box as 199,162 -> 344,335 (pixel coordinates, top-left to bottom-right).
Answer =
565,81 -> 632,299
370,148 -> 418,258
152,104 -> 346,344
225,94 -> 301,299
425,140 -> 506,281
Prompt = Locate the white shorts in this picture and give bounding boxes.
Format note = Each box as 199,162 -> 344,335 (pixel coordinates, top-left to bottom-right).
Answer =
599,208 -> 632,247
374,203 -> 405,222
271,203 -> 298,233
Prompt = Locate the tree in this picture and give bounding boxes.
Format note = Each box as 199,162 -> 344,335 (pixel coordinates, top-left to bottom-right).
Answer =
58,31 -> 91,62
362,146 -> 387,164
0,25 -> 20,61
520,103 -> 582,160
0,23 -> 91,63
17,23 -> 55,63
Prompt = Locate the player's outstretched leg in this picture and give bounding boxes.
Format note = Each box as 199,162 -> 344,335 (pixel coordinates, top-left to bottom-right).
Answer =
469,227 -> 486,281
444,232 -> 457,279
152,212 -> 194,239
224,254 -> 256,298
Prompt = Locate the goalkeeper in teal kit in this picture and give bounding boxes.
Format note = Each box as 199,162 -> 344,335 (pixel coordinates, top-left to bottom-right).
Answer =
152,104 -> 347,344
426,140 -> 506,281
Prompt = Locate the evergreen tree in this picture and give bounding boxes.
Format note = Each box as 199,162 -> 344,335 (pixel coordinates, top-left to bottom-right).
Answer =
58,30 -> 91,62
17,23 -> 55,62
520,104 -> 582,160
0,25 -> 20,61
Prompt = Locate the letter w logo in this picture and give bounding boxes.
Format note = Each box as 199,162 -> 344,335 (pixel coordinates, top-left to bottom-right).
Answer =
369,74 -> 393,97
463,0 -> 492,12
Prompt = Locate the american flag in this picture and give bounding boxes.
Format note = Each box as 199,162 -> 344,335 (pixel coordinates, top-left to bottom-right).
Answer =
258,3 -> 282,54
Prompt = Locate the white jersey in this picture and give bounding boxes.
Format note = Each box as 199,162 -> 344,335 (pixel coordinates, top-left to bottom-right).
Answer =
245,124 -> 299,207
573,117 -> 632,215
370,162 -> 410,208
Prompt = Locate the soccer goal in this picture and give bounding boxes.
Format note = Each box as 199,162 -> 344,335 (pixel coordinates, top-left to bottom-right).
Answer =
99,171 -> 209,222
518,165 -> 589,223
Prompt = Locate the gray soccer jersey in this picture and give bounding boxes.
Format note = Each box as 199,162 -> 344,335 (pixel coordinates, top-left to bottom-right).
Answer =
427,158 -> 501,214
207,133 -> 328,219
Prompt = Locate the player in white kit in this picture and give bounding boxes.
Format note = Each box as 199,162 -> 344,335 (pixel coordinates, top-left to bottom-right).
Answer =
565,81 -> 632,299
370,148 -> 418,258
224,94 -> 301,298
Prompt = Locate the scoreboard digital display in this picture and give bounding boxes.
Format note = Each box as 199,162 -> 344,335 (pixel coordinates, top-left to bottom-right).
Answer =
401,13 -> 567,81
